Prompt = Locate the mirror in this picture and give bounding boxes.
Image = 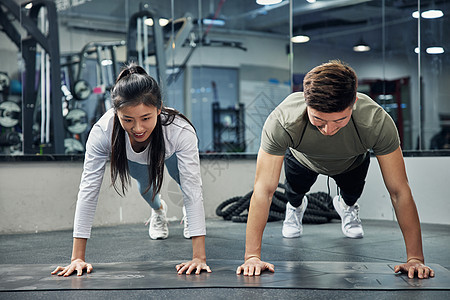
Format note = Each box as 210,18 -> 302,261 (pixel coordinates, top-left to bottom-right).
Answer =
0,0 -> 448,155
291,0 -> 449,152
418,0 -> 449,150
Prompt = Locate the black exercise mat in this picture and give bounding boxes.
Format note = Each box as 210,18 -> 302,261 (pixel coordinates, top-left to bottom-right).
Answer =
1,260 -> 449,291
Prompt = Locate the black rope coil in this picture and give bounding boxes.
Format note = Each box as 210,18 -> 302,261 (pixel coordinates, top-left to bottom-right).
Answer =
216,183 -> 340,224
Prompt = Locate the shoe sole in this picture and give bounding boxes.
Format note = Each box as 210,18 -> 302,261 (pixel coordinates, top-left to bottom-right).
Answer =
333,196 -> 364,239
150,236 -> 168,240
344,232 -> 363,239
282,232 -> 302,238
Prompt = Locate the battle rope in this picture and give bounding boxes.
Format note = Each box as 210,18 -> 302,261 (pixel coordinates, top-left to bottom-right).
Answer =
216,183 -> 340,224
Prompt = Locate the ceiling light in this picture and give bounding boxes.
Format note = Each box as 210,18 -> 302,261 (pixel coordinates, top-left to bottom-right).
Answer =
256,0 -> 283,5
144,18 -> 170,27
426,46 -> 444,54
353,39 -> 370,52
412,9 -> 444,19
101,59 -> 113,66
306,0 -> 316,3
24,3 -> 33,9
159,19 -> 169,26
291,35 -> 310,43
353,45 -> 370,52
144,18 -> 154,26
422,10 -> 444,18
415,47 -> 445,54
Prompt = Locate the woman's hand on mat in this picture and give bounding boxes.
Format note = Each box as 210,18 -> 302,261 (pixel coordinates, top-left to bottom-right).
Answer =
51,259 -> 93,277
176,258 -> 211,275
236,257 -> 275,276
394,259 -> 435,279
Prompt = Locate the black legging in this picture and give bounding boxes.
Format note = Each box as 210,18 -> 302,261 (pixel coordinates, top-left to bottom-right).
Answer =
284,149 -> 370,207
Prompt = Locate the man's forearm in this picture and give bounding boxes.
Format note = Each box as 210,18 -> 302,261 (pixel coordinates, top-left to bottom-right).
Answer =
392,194 -> 425,262
244,192 -> 272,259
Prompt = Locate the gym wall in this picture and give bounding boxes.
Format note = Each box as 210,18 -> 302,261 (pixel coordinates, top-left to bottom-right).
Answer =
0,156 -> 449,234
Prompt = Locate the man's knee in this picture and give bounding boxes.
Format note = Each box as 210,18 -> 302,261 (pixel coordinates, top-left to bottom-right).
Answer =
284,180 -> 307,207
340,183 -> 365,206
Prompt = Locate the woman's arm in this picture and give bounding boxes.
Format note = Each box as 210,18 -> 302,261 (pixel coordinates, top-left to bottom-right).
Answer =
73,126 -> 110,239
175,235 -> 211,275
172,123 -> 210,274
52,238 -> 93,276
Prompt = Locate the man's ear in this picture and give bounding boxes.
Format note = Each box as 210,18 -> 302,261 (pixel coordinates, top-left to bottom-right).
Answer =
352,97 -> 358,109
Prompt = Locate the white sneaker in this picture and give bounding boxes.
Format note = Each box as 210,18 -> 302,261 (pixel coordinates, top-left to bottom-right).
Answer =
333,195 -> 364,239
148,199 -> 169,240
181,206 -> 191,239
282,196 -> 308,238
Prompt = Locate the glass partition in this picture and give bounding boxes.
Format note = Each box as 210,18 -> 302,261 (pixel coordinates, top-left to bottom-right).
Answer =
419,0 -> 449,150
0,0 -> 448,155
290,0 -> 449,151
0,0 -> 26,155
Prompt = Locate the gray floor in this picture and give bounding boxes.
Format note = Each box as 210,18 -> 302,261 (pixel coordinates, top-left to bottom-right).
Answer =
1,218 -> 450,299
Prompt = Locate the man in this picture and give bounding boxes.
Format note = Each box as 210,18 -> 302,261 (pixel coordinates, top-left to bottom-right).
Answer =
236,60 -> 434,279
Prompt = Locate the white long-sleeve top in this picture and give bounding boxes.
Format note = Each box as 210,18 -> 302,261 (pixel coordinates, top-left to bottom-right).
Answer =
73,108 -> 206,238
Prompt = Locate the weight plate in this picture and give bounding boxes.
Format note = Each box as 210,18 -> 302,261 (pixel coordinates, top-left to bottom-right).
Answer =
73,79 -> 92,100
64,108 -> 88,134
64,138 -> 85,154
0,131 -> 21,146
0,73 -> 10,92
0,101 -> 21,127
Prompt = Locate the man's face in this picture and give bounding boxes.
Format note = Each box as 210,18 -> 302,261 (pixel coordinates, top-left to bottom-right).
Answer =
306,105 -> 353,136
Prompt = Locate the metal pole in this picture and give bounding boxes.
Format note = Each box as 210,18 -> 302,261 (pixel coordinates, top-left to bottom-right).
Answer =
45,52 -> 50,144
417,0 -> 422,150
39,9 -> 45,145
289,0 -> 293,92
184,65 -> 192,119
137,17 -> 143,66
143,16 -> 149,73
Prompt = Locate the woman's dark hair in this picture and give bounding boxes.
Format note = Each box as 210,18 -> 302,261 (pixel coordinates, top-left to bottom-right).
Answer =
110,63 -> 194,202
303,60 -> 358,113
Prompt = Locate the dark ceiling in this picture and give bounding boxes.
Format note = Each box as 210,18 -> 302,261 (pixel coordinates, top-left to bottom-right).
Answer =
13,0 -> 449,53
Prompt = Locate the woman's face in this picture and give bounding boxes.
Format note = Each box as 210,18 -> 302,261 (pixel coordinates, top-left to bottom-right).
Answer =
116,103 -> 161,147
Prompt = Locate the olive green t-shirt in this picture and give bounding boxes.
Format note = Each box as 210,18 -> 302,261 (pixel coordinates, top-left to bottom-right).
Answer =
261,92 -> 400,175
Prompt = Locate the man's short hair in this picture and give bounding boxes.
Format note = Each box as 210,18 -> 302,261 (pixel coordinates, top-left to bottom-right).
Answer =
303,60 -> 358,113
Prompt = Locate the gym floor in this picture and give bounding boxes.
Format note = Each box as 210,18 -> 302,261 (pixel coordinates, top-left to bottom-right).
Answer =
1,218 -> 450,299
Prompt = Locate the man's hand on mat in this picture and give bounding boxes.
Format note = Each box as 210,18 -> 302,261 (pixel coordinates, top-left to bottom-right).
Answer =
176,258 -> 212,275
236,257 -> 275,276
51,259 -> 93,277
394,259 -> 435,279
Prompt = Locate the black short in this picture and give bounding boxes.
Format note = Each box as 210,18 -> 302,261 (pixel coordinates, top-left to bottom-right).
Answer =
284,149 -> 370,206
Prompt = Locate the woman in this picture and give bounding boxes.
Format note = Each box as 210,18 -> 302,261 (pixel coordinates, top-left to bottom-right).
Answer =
52,64 -> 210,276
